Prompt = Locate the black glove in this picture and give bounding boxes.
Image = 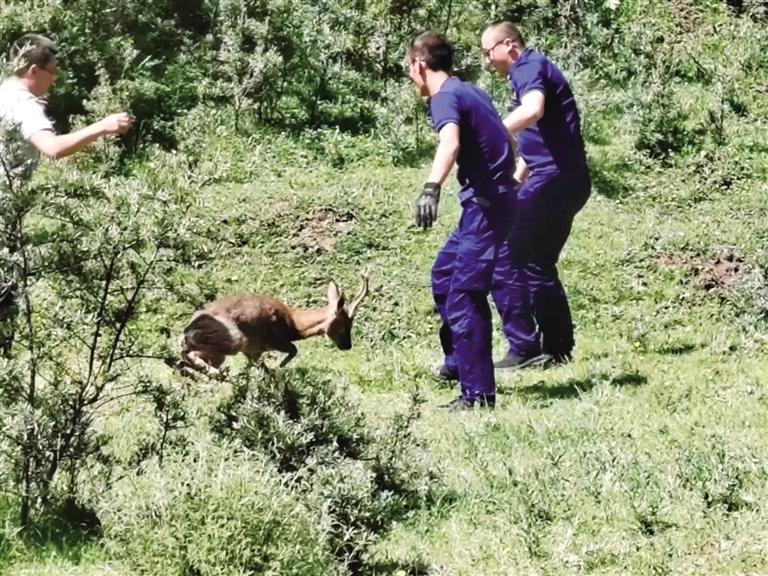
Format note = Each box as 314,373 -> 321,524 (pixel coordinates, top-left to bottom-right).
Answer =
415,182 -> 441,229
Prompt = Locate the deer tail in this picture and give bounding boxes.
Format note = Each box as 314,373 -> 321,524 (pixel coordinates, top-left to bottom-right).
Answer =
181,312 -> 241,354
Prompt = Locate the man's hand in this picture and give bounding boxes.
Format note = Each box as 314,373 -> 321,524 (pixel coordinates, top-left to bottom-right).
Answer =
513,157 -> 530,184
99,112 -> 134,136
513,166 -> 530,184
415,182 -> 441,229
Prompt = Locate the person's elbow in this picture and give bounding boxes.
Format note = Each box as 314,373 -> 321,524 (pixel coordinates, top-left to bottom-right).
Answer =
40,146 -> 64,160
29,131 -> 64,160
520,101 -> 544,124
442,133 -> 460,157
528,105 -> 545,122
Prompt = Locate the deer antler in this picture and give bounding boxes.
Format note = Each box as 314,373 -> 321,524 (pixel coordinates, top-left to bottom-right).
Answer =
346,272 -> 369,319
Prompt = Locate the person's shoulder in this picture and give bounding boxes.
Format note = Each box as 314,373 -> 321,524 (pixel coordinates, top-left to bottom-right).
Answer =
0,77 -> 23,96
443,77 -> 490,100
0,79 -> 52,138
432,77 -> 463,108
517,49 -> 550,69
513,50 -> 557,89
528,50 -> 566,75
437,76 -> 463,95
0,78 -> 38,107
0,78 -> 16,101
0,79 -> 19,117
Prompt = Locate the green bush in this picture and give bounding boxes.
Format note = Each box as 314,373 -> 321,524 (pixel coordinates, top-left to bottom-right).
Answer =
213,369 -> 440,572
634,82 -> 702,162
99,443 -> 338,576
212,370 -> 371,474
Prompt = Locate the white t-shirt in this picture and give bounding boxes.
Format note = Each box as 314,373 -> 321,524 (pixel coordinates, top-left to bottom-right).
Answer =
0,77 -> 54,188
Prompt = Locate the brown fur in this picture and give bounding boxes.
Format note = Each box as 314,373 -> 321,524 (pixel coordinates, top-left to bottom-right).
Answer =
178,275 -> 368,377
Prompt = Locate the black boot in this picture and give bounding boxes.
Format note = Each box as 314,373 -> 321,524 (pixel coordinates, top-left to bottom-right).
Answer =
437,394 -> 495,411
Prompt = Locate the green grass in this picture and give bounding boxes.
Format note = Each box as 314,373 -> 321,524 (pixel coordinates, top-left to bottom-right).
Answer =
8,144 -> 768,573
4,13 -> 768,571
1,2 -> 767,574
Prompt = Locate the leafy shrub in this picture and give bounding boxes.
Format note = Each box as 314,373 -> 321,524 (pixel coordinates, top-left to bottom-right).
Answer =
370,81 -> 436,167
212,369 -> 370,474
99,443 -> 338,576
0,138 -> 217,527
212,369 -> 440,573
634,82 -> 702,162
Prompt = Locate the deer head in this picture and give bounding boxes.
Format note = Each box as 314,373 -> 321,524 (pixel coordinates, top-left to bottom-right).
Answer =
324,273 -> 369,350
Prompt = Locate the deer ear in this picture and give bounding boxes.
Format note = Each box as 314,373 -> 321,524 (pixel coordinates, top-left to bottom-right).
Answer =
346,272 -> 369,319
327,281 -> 342,305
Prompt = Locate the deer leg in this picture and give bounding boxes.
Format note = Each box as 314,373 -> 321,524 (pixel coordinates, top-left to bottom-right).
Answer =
183,349 -> 224,379
175,360 -> 202,381
244,351 -> 267,373
207,352 -> 229,380
277,342 -> 298,367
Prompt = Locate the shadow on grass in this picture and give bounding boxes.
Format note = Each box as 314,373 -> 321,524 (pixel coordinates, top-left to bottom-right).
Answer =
12,497 -> 102,564
590,160 -> 634,200
654,342 -> 701,355
362,560 -> 431,576
503,370 -> 648,402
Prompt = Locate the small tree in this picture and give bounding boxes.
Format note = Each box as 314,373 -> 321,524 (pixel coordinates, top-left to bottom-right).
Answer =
0,149 -> 209,527
215,0 -> 283,130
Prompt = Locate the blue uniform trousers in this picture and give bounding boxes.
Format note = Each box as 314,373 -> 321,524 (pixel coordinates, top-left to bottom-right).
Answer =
431,193 -> 517,401
506,166 -> 591,357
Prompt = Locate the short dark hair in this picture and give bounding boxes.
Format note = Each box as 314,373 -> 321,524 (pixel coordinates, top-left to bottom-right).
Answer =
9,33 -> 59,73
410,31 -> 454,73
485,22 -> 525,47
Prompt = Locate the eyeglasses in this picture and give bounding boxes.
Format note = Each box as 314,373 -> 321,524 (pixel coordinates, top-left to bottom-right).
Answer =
403,57 -> 424,74
36,63 -> 58,77
482,38 -> 507,59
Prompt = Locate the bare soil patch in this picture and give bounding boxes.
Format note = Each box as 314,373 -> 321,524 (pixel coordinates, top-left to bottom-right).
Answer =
295,207 -> 355,254
656,248 -> 745,291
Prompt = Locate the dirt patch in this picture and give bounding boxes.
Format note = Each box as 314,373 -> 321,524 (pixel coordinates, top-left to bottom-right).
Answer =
295,207 -> 355,254
656,248 -> 745,291
668,0 -> 704,34
700,250 -> 745,290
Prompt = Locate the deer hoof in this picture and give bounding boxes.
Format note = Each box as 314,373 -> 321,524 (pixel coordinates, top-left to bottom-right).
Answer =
211,367 -> 229,381
177,365 -> 199,380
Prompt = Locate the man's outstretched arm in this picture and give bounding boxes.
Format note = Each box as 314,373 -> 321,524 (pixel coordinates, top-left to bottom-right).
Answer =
30,112 -> 133,160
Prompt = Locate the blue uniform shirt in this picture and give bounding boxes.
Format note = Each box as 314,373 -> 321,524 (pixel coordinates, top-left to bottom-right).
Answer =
428,77 -> 515,202
509,49 -> 587,172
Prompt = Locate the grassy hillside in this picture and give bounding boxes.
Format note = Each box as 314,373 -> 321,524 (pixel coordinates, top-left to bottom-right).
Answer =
6,127 -> 768,575
2,2 -> 768,575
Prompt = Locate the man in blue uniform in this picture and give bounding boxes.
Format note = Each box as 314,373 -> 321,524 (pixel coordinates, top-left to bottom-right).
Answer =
407,31 -> 519,410
480,22 -> 591,366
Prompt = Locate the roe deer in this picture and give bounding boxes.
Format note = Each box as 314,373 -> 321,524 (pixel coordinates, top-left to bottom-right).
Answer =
178,274 -> 369,377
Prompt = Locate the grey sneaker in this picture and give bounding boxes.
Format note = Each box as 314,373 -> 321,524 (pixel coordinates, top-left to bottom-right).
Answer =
494,352 -> 554,370
431,364 -> 459,382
